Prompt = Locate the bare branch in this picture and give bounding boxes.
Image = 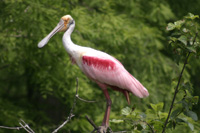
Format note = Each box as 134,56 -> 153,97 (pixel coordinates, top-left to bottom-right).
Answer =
113,131 -> 128,133
0,77 -> 103,133
0,119 -> 34,133
0,125 -> 23,130
75,78 -> 96,103
85,115 -> 99,131
52,114 -> 75,133
76,94 -> 96,103
19,119 -> 35,133
52,78 -> 80,133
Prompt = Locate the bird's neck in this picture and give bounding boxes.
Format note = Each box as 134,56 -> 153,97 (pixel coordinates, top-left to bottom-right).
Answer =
62,24 -> 76,55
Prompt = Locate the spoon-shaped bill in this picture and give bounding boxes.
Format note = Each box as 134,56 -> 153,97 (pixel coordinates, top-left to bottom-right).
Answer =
38,19 -> 65,48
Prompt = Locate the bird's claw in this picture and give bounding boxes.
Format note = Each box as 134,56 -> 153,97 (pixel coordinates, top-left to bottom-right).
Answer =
98,126 -> 108,133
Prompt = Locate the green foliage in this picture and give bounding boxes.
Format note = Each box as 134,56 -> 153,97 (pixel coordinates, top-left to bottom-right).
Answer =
111,13 -> 200,133
167,13 -> 200,64
0,0 -> 200,132
110,103 -> 167,132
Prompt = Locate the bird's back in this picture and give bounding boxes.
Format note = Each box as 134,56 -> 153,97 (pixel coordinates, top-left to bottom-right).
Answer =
77,47 -> 149,98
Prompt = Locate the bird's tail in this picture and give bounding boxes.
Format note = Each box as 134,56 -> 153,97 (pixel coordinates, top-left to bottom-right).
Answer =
128,74 -> 149,98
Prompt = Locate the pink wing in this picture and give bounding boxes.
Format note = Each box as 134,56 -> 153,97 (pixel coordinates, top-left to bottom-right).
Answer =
81,52 -> 149,98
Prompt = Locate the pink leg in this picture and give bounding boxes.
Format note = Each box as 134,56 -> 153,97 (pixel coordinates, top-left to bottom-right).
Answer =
102,88 -> 112,126
97,83 -> 112,127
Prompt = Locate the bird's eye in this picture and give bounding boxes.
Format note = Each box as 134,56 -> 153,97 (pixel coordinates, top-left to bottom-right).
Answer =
69,20 -> 74,25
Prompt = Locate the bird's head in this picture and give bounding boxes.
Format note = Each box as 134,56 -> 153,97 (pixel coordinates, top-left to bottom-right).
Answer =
60,15 -> 74,32
38,15 -> 74,48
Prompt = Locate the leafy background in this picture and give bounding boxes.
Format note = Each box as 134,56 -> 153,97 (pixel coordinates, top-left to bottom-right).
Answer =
0,0 -> 199,132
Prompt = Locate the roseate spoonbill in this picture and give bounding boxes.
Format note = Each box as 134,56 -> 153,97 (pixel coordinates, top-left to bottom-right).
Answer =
38,15 -> 149,132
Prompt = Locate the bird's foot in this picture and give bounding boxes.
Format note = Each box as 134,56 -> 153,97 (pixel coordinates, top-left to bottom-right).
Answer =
98,126 -> 108,133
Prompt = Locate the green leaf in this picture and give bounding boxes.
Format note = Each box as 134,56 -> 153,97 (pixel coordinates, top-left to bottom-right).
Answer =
185,13 -> 199,20
186,46 -> 196,53
110,119 -> 124,123
139,112 -> 146,119
186,111 -> 198,121
181,82 -> 193,94
139,121 -> 147,129
152,120 -> 163,132
187,122 -> 194,131
182,28 -> 189,33
150,103 -> 157,112
169,37 -> 178,42
192,96 -> 199,104
122,106 -> 132,116
177,115 -> 194,131
174,20 -> 185,29
178,35 -> 187,45
158,111 -> 168,120
170,108 -> 182,120
150,103 -> 164,113
178,99 -> 189,111
166,23 -> 175,31
157,102 -> 164,111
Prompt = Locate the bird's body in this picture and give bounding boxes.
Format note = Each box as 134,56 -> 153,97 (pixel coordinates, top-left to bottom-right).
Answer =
38,15 -> 149,132
62,22 -> 148,99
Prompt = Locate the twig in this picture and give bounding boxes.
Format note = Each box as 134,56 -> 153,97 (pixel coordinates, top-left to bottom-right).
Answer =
0,77 -> 98,133
52,78 -> 79,133
113,131 -> 129,133
86,115 -> 115,133
162,32 -> 198,133
0,119 -> 34,133
76,94 -> 96,103
108,127 -> 113,133
52,114 -> 75,133
0,125 -> 23,130
162,52 -> 190,133
142,121 -> 155,133
85,115 -> 99,132
75,78 -> 96,103
19,119 -> 35,133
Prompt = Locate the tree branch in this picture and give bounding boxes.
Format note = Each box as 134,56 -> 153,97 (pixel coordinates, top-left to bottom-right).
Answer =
75,78 -> 96,103
0,78 -> 98,133
52,78 -> 80,133
142,120 -> 155,133
0,119 -> 34,133
19,119 -> 35,133
0,126 -> 23,130
162,31 -> 198,133
85,115 -> 99,133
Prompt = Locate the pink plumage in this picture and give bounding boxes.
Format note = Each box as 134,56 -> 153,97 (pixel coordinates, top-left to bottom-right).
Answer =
81,52 -> 149,99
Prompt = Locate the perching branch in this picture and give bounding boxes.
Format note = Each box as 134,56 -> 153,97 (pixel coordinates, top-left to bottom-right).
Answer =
85,115 -> 99,133
162,32 -> 198,133
86,115 -> 115,133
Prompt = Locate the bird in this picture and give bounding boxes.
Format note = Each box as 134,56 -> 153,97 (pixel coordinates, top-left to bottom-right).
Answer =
38,15 -> 149,132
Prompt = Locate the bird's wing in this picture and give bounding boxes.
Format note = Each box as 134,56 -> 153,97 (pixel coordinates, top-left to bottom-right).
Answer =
81,51 -> 149,98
